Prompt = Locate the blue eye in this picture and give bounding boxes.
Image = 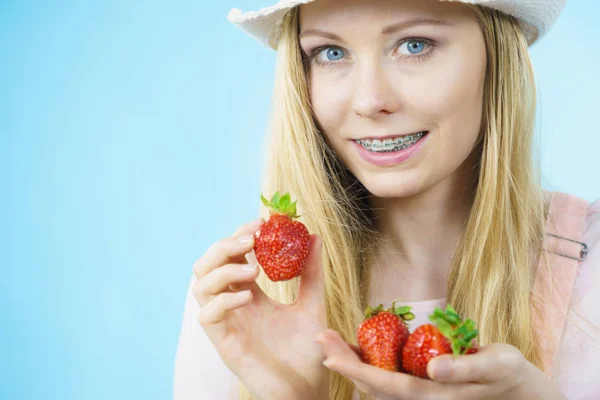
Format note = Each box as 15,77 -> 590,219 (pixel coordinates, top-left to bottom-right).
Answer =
319,47 -> 345,62
402,40 -> 426,54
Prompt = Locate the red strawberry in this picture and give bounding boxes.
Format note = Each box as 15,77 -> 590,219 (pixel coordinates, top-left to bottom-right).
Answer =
357,302 -> 415,371
402,305 -> 478,379
465,347 -> 478,355
254,192 -> 311,282
465,340 -> 479,355
402,324 -> 452,378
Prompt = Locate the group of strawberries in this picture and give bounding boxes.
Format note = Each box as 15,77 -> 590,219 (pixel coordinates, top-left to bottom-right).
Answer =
357,302 -> 478,378
253,192 -> 479,380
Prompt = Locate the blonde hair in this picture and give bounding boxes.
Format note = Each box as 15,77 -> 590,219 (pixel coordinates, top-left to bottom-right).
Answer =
239,5 -> 546,400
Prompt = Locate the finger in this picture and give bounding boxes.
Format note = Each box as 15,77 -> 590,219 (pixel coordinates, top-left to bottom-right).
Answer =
297,235 -> 325,309
198,291 -> 253,326
315,330 -> 377,396
193,235 -> 255,280
427,343 -> 521,384
348,343 -> 362,358
235,219 -> 263,268
316,329 -> 363,364
233,218 -> 264,238
317,330 -> 404,396
192,264 -> 260,306
193,219 -> 262,280
244,249 -> 259,267
317,330 -> 446,400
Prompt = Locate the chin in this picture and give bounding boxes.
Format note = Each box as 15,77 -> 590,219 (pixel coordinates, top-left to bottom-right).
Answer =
357,171 -> 427,199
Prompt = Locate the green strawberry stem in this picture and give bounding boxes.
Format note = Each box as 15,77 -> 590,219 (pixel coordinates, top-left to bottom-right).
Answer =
364,302 -> 415,322
428,304 -> 478,357
261,192 -> 301,219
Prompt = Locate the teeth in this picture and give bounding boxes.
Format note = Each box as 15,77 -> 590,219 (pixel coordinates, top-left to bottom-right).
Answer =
382,139 -> 394,151
356,132 -> 426,152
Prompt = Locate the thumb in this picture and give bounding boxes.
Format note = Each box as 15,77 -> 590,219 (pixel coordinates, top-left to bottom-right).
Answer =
297,234 -> 326,309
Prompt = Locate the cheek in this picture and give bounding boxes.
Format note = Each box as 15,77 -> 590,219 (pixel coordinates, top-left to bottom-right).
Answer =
422,49 -> 486,138
309,73 -> 351,143
399,49 -> 486,169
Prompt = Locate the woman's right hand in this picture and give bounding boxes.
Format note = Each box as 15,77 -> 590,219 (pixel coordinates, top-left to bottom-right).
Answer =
192,219 -> 330,400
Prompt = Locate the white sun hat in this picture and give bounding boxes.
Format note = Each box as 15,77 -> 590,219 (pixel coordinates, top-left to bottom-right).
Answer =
227,0 -> 566,49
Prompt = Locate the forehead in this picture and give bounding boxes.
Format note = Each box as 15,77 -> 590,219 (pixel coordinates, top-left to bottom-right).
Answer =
299,0 -> 474,28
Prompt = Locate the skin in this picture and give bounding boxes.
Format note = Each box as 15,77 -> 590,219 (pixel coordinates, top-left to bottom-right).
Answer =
193,220 -> 331,400
301,0 -> 566,398
192,1 -> 565,399
300,0 -> 486,301
316,329 -> 566,400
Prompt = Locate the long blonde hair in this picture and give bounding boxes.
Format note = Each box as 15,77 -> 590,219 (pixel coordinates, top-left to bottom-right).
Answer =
239,5 -> 546,400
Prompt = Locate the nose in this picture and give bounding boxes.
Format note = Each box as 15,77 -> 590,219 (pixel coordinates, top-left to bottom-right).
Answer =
352,60 -> 402,119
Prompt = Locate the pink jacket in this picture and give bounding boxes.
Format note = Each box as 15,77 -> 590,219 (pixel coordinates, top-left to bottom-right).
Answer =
173,192 -> 600,400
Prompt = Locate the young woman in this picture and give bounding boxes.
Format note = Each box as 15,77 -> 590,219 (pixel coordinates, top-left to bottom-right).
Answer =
174,0 -> 600,399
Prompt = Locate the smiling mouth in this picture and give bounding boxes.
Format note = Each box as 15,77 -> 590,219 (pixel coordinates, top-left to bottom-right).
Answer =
353,131 -> 428,152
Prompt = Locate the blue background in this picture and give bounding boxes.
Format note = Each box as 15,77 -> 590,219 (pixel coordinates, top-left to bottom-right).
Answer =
1,1 -> 598,399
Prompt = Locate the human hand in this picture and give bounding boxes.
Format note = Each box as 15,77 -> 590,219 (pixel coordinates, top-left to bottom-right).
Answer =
316,329 -> 565,400
192,219 -> 329,400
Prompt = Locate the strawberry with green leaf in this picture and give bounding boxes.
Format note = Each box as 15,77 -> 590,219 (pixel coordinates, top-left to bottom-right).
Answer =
357,302 -> 415,372
254,192 -> 311,282
402,304 -> 479,379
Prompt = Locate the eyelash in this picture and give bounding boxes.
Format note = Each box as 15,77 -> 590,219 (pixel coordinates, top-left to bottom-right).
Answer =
304,38 -> 436,68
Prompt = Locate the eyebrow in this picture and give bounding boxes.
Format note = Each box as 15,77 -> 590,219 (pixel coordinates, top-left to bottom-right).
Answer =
299,18 -> 453,40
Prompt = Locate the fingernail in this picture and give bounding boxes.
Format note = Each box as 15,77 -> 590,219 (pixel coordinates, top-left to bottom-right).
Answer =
323,359 -> 333,368
432,359 -> 453,380
236,290 -> 251,298
238,234 -> 253,245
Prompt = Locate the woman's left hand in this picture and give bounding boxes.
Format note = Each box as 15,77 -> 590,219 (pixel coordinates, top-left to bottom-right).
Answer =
315,329 -> 566,400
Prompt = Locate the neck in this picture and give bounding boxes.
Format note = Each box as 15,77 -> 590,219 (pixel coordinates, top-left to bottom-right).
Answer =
368,161 -> 477,300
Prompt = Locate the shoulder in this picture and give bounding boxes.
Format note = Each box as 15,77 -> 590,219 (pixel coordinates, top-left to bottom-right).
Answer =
584,198 -> 600,248
543,191 -> 594,240
541,190 -> 599,301
577,196 -> 600,294
546,191 -> 600,253
543,191 -> 590,216
550,194 -> 600,396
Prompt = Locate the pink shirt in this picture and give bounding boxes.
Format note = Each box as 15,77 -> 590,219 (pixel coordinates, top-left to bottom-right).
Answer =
173,197 -> 600,400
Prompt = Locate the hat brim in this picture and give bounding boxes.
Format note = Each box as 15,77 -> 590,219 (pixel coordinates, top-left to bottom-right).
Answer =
228,0 -> 566,49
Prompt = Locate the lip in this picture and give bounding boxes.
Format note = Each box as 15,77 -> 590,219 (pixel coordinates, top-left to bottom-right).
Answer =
353,131 -> 428,141
352,132 -> 429,167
